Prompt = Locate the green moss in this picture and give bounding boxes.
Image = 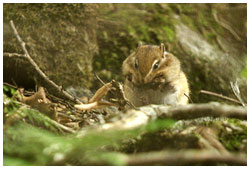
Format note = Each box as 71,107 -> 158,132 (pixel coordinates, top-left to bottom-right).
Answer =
204,32 -> 217,45
169,4 -> 223,47
240,55 -> 247,78
227,118 -> 247,130
220,131 -> 246,151
180,15 -> 198,31
219,119 -> 247,152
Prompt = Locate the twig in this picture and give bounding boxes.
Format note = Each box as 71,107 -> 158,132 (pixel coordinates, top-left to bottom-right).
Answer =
94,73 -> 107,86
93,74 -> 136,109
57,112 -> 82,121
3,52 -> 26,58
9,20 -> 82,104
200,90 -> 242,105
125,150 -> 246,166
230,81 -> 246,107
49,117 -> 76,133
93,74 -> 120,102
46,92 -> 76,110
3,82 -> 18,89
3,82 -> 35,96
184,93 -> 193,103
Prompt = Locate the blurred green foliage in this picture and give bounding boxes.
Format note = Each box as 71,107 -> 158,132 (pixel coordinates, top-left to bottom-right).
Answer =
240,68 -> 247,78
4,114 -> 175,165
240,56 -> 247,78
3,84 -> 16,96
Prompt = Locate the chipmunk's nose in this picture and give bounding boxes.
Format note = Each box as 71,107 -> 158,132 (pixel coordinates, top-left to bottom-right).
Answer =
143,75 -> 151,84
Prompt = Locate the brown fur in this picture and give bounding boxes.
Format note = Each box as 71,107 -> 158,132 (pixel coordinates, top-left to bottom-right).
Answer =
122,44 -> 190,106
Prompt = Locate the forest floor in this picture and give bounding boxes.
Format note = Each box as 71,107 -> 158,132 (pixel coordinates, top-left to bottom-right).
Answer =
3,4 -> 247,166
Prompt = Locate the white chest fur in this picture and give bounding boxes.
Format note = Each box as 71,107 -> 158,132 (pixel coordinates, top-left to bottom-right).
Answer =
124,82 -> 180,107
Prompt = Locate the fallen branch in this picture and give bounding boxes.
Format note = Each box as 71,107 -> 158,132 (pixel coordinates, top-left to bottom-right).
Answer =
156,103 -> 246,120
125,150 -> 246,166
9,20 -> 82,104
78,103 -> 246,137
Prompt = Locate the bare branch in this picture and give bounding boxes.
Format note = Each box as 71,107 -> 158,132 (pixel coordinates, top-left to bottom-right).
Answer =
94,72 -> 107,86
3,52 -> 26,58
3,82 -> 18,90
9,20 -> 82,104
48,118 -> 76,133
200,90 -> 242,105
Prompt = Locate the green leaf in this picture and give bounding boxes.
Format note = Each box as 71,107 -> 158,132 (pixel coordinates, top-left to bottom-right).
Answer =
3,155 -> 34,166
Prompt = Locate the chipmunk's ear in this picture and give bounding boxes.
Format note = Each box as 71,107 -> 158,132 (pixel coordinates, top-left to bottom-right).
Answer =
160,43 -> 166,58
135,41 -> 143,54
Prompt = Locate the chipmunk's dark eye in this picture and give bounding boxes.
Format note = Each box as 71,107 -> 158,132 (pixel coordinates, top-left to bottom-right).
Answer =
153,61 -> 159,70
134,60 -> 138,69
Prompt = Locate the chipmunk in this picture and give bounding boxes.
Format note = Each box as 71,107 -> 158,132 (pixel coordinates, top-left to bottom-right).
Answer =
122,43 -> 189,107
